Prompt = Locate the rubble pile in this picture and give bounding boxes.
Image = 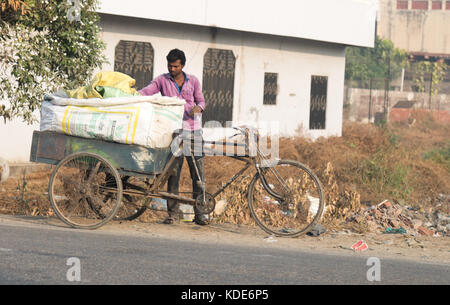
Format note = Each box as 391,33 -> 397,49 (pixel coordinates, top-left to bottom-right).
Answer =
346,198 -> 450,236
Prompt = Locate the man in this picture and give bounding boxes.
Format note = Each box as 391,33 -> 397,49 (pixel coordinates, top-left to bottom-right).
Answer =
139,48 -> 209,225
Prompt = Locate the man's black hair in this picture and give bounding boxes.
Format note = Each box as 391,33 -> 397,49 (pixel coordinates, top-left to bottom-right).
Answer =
167,49 -> 186,65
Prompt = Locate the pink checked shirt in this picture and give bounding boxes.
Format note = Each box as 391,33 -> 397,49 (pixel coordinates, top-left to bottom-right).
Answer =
139,73 -> 205,131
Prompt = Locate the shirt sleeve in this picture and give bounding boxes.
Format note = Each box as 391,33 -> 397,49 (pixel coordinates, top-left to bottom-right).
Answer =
138,78 -> 160,96
193,76 -> 205,110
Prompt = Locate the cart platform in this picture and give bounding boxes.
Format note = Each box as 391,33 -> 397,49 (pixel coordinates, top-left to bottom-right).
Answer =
29,131 -> 172,177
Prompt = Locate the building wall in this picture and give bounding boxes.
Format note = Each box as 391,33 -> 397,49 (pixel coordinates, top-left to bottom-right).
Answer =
99,14 -> 346,139
378,0 -> 450,54
98,0 -> 377,48
0,116 -> 40,163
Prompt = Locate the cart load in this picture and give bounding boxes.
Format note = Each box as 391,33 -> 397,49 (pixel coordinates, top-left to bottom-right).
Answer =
40,92 -> 185,148
65,71 -> 140,99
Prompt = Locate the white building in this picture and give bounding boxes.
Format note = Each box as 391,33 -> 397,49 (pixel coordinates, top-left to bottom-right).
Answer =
0,0 -> 377,163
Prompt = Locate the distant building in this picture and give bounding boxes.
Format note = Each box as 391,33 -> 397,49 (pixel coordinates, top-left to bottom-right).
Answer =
377,0 -> 450,92
378,0 -> 450,57
342,0 -> 450,125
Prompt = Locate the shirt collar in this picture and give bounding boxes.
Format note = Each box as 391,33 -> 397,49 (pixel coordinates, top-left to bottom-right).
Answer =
167,72 -> 188,82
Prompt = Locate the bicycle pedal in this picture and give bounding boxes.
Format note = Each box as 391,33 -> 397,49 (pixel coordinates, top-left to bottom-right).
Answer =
196,181 -> 205,190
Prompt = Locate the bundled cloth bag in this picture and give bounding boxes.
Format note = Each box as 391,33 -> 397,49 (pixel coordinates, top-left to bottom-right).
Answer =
66,71 -> 140,99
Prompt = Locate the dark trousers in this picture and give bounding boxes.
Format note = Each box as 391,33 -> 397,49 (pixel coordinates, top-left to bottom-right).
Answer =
167,130 -> 204,217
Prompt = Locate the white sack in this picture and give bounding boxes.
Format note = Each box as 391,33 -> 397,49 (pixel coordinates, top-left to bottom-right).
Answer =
43,92 -> 185,107
40,94 -> 185,148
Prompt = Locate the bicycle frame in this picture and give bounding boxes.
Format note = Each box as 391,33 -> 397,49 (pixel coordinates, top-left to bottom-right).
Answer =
104,127 -> 283,207
118,127 -> 261,206
142,138 -> 256,205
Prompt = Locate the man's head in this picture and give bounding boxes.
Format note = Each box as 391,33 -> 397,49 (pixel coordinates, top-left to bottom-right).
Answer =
167,49 -> 186,78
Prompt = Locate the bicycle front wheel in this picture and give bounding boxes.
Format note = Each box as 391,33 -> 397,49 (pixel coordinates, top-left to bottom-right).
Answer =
248,159 -> 324,237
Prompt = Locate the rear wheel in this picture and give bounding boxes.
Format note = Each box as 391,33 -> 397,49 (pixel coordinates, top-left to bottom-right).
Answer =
248,159 -> 324,237
114,176 -> 149,221
49,152 -> 122,229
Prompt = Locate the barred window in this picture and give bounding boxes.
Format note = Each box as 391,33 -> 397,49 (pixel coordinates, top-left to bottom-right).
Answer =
396,0 -> 408,9
412,0 -> 428,9
432,1 -> 442,9
201,48 -> 236,126
309,75 -> 328,130
263,72 -> 278,105
114,40 -> 154,90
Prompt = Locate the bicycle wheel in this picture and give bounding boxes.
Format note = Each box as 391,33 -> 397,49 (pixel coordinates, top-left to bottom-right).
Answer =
114,176 -> 149,221
49,152 -> 123,229
248,159 -> 324,237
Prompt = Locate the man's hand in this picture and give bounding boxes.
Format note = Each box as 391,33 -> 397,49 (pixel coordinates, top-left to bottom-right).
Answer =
189,105 -> 203,117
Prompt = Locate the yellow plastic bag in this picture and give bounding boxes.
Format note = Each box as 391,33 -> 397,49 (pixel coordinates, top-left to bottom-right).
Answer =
67,71 -> 139,99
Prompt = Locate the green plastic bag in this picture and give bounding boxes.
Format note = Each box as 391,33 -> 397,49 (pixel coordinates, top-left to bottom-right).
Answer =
384,227 -> 407,234
95,86 -> 140,98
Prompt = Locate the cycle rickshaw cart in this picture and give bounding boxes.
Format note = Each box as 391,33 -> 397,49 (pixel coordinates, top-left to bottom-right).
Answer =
30,127 -> 324,237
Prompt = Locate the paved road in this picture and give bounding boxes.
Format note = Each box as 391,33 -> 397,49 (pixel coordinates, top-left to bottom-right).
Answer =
0,220 -> 449,285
